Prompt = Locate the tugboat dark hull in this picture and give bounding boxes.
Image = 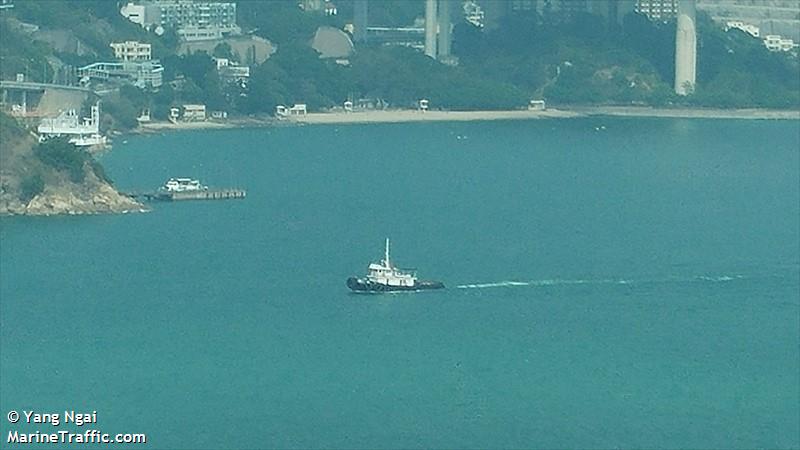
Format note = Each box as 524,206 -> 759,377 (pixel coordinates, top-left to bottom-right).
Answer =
347,277 -> 445,293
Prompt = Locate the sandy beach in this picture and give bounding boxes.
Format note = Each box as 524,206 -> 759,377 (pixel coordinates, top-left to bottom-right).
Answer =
292,108 -> 582,124
293,107 -> 800,124
131,106 -> 799,134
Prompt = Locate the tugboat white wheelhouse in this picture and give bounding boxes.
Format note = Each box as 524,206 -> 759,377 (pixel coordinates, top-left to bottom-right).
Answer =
347,239 -> 445,292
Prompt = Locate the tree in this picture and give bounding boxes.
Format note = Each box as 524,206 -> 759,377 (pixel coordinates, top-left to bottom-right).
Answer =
34,137 -> 90,183
213,42 -> 235,60
19,174 -> 44,202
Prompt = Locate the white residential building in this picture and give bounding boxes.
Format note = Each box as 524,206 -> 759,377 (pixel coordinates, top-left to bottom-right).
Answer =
120,1 -> 240,41
213,58 -> 250,83
463,0 -> 485,28
119,2 -> 169,28
120,2 -> 147,25
725,20 -> 759,38
110,41 -> 152,61
764,35 -> 798,52
635,0 -> 678,21
289,104 -> 307,115
37,104 -> 106,147
181,104 -> 206,121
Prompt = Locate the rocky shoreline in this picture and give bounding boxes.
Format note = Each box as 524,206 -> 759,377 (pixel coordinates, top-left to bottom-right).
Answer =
0,174 -> 147,217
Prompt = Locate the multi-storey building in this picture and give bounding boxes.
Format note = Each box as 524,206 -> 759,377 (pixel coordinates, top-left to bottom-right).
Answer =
120,1 -> 240,41
214,58 -> 250,84
481,0 -> 634,29
110,41 -> 152,61
635,0 -> 678,21
78,61 -> 164,89
764,34 -> 798,52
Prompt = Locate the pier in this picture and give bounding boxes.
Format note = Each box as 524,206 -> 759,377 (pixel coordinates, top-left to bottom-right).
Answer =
126,188 -> 246,202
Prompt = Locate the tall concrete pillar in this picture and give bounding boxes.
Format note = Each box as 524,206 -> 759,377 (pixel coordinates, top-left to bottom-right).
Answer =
425,0 -> 438,58
437,0 -> 452,58
354,0 -> 368,44
674,0 -> 697,95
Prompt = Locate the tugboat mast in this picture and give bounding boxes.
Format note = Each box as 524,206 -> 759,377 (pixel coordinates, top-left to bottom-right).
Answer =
385,238 -> 391,267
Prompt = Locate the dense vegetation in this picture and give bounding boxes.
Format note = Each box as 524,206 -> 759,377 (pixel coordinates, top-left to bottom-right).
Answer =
33,137 -> 106,183
455,11 -> 678,105
692,16 -> 800,107
18,173 -> 44,202
0,112 -> 112,205
237,0 -> 800,111
1,0 -> 798,131
0,110 -> 25,140
0,112 -> 44,202
455,9 -> 799,107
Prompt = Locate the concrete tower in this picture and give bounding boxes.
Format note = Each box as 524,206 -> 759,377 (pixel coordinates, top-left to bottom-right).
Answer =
674,0 -> 697,95
425,0 -> 438,58
437,0 -> 452,58
354,0 -> 368,44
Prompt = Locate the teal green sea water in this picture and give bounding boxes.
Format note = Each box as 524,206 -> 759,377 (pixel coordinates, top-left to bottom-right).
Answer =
1,118 -> 798,449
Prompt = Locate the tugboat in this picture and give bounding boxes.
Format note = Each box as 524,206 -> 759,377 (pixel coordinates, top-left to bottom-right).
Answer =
347,239 -> 445,292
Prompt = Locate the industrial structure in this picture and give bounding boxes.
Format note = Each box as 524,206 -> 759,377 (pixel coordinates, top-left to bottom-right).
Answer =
674,0 -> 697,95
353,0 -> 368,43
424,0 -> 437,58
424,0 -> 454,62
349,0 -> 452,61
436,0 -> 452,59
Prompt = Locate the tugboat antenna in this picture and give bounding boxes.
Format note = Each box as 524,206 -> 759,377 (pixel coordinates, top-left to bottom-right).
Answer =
385,238 -> 390,267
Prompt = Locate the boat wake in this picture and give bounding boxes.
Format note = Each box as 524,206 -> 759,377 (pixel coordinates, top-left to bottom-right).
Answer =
456,279 -> 629,289
455,274 -> 744,289
695,275 -> 741,282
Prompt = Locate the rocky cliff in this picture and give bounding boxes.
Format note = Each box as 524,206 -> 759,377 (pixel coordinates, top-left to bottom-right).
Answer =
0,172 -> 146,216
0,113 -> 146,217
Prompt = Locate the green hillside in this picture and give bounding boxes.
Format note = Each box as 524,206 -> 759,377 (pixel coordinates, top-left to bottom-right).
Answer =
0,0 -> 798,132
